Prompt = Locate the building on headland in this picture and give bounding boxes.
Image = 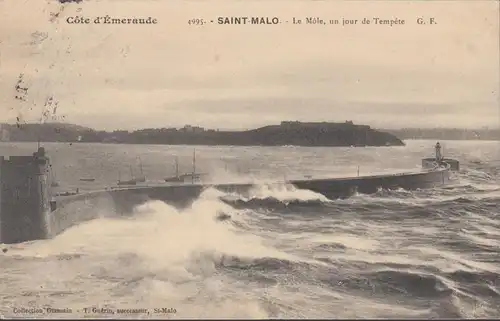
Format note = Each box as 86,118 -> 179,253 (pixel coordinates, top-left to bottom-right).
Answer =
180,125 -> 205,133
280,120 -> 369,129
0,147 -> 52,244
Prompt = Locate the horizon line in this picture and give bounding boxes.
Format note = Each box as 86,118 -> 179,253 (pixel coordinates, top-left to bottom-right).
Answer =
0,121 -> 499,132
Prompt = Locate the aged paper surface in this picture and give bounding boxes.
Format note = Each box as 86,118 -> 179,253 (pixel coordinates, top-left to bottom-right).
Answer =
0,0 -> 499,319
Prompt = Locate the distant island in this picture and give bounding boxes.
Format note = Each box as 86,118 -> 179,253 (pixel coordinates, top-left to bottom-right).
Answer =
0,121 -> 405,147
383,128 -> 500,141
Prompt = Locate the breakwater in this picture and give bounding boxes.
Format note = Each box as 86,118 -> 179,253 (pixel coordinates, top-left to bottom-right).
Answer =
0,147 -> 458,244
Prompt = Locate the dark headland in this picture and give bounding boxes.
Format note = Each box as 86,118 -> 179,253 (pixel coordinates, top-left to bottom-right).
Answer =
0,121 -> 405,147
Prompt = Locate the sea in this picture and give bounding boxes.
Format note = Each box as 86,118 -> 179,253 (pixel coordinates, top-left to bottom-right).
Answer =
0,139 -> 499,319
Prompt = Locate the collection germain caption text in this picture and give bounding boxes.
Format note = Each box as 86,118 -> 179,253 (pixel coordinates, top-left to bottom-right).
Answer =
11,307 -> 177,316
64,15 -> 437,26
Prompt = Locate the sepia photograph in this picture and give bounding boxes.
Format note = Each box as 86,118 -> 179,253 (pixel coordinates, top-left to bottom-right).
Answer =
0,0 -> 499,318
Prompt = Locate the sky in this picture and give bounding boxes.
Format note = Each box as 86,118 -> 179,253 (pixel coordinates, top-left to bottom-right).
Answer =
0,0 -> 498,131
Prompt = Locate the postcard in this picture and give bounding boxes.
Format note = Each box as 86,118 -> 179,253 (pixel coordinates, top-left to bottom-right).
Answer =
0,0 -> 498,319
